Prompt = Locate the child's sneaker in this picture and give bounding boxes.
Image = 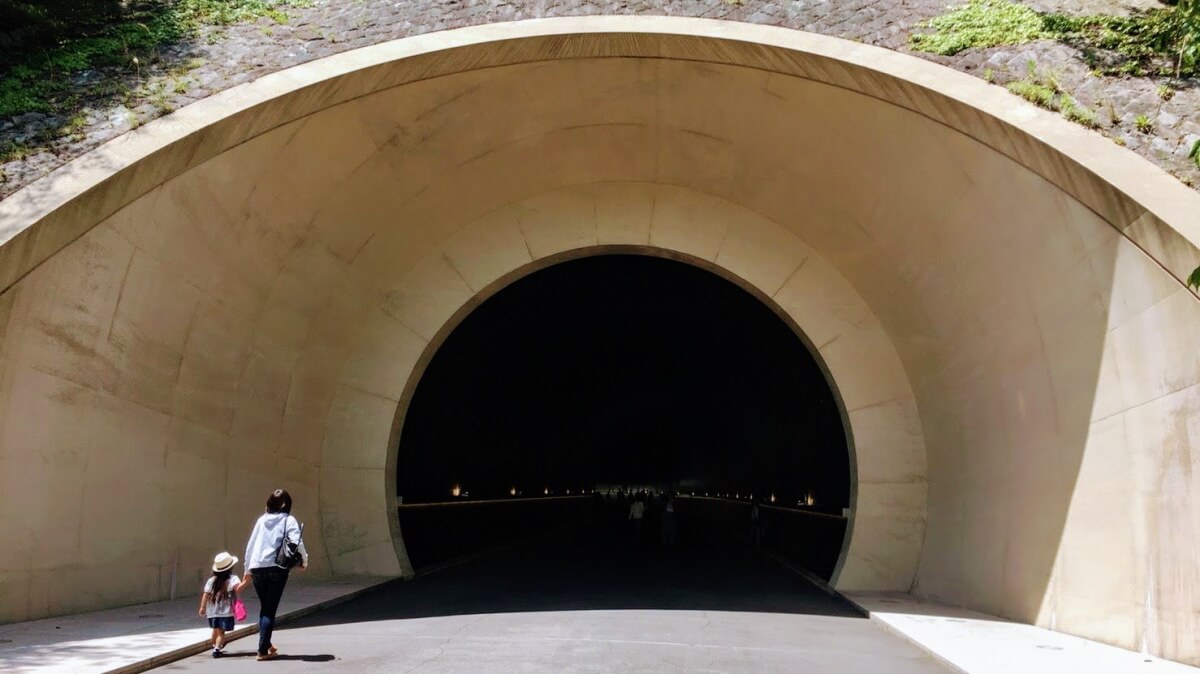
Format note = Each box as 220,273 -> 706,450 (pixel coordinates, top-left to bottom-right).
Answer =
212,647 -> 222,658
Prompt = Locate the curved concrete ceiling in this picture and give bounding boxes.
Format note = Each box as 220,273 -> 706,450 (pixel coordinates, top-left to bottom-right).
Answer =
1,16 -> 1199,666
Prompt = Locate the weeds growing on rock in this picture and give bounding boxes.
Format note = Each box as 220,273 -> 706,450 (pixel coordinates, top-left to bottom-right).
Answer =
1104,100 -> 1120,126
1007,80 -> 1061,109
145,82 -> 172,113
910,0 -> 1049,55
0,142 -> 34,164
63,112 -> 89,140
1006,62 -> 1102,130
913,0 -> 1200,79
1061,97 -> 1100,128
1135,113 -> 1154,133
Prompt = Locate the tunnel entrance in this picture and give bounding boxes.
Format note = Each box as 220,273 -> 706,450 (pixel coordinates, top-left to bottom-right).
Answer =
395,252 -> 852,582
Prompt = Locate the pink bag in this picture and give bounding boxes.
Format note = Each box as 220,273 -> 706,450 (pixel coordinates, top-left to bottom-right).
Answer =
233,598 -> 247,622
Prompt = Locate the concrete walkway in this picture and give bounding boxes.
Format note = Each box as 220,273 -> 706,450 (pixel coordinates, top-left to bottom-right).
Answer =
4,525 -> 1198,673
0,576 -> 393,674
847,592 -> 1200,674
156,524 -> 950,673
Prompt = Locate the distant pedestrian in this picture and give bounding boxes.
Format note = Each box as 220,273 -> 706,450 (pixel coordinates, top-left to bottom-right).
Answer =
244,489 -> 308,661
629,494 -> 646,545
198,552 -> 251,658
660,494 -> 677,547
750,500 -> 762,548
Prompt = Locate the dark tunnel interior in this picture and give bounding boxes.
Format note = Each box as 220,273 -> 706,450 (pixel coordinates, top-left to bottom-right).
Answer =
395,253 -> 852,579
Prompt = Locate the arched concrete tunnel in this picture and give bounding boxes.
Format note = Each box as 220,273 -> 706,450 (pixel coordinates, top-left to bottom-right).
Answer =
1,16 -> 1200,666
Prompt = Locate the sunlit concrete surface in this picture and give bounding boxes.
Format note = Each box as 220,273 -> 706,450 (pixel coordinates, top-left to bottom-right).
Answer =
2,15 -> 1200,667
847,593 -> 1200,674
0,578 -> 391,674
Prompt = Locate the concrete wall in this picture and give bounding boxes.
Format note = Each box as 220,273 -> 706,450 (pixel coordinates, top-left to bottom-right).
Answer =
1,17 -> 1199,664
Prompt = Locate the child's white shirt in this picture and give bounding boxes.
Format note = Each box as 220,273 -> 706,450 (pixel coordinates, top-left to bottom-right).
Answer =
203,575 -> 240,618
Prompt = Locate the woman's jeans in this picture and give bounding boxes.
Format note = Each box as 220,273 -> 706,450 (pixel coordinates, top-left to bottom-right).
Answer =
252,567 -> 290,655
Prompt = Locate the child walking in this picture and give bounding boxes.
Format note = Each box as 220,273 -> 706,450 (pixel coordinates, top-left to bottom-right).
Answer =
199,552 -> 251,657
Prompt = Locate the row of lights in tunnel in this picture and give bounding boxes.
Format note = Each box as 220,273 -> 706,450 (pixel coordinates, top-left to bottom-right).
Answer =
448,484 -> 818,506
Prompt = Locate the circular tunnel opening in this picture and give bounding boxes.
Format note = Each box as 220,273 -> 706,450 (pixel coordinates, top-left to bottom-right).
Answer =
396,252 -> 852,583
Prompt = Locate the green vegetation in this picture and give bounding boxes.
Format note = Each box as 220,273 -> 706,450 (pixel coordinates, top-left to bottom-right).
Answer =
1060,97 -> 1100,128
910,0 -> 1049,55
1007,79 -> 1060,109
0,141 -> 34,163
1157,83 -> 1176,100
1135,113 -> 1153,132
1050,2 -> 1200,78
0,0 -> 310,118
912,0 -> 1200,78
1104,100 -> 1120,126
1003,61 -> 1098,128
63,112 -> 89,140
1189,139 -> 1200,168
145,81 -> 172,113
0,109 -> 92,162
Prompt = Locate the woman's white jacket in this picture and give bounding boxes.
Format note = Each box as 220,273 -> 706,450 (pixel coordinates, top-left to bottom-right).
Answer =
245,512 -> 309,572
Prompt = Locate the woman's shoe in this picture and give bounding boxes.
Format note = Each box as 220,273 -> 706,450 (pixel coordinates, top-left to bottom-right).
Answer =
256,652 -> 278,661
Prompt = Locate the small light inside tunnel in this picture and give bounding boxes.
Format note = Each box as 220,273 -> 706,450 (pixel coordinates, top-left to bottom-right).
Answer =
451,484 -> 461,497
770,493 -> 776,503
510,487 -> 517,496
544,487 -> 549,495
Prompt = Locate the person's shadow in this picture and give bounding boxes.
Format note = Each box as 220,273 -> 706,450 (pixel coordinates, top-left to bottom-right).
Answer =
221,652 -> 335,662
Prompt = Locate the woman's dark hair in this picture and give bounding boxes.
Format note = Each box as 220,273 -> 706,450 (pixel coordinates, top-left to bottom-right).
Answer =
266,489 -> 292,514
209,569 -> 232,604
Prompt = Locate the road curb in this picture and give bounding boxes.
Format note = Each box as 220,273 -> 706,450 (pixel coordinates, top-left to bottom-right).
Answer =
105,578 -> 399,674
104,522 -> 586,673
838,597 -> 969,674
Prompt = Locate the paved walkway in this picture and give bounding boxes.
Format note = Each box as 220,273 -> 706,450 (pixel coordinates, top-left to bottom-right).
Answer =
0,576 -> 393,674
2,523 -> 1199,672
849,592 -> 1200,674
154,525 -> 951,673
1,0 -> 1198,198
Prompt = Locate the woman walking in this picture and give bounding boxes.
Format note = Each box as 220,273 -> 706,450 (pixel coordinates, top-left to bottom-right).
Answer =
244,489 -> 308,661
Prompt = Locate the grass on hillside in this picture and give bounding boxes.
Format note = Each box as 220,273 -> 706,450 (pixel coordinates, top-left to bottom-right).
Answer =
0,0 -> 309,119
911,0 -> 1200,79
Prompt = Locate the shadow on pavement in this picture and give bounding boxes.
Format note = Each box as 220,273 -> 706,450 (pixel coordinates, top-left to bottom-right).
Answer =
216,652 -> 335,662
294,519 -> 864,630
